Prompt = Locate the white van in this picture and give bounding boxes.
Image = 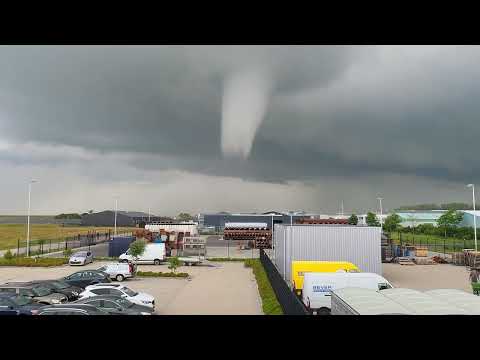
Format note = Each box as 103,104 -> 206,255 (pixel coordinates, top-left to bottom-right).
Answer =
119,243 -> 166,265
302,272 -> 394,315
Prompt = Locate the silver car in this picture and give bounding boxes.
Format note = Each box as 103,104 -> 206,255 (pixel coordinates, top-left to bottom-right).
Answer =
69,251 -> 94,266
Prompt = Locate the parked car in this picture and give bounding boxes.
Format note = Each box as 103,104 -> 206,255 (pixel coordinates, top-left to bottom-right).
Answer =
97,263 -> 135,282
62,270 -> 111,289
79,283 -> 155,309
0,308 -> 20,315
74,295 -> 153,315
69,251 -> 94,266
31,280 -> 82,301
119,243 -> 166,265
37,304 -> 110,315
0,282 -> 67,305
0,294 -> 43,315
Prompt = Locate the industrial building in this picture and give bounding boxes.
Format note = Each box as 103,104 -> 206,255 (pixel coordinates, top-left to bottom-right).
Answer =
81,210 -> 171,227
200,211 -> 323,232
395,210 -> 447,227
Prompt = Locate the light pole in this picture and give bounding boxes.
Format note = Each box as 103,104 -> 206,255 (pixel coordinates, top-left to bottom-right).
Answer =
148,207 -> 151,223
26,180 -> 37,257
114,198 -> 118,237
377,197 -> 383,230
467,184 -> 477,251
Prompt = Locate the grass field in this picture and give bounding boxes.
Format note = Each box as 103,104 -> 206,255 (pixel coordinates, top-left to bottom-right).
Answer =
390,232 -> 477,253
0,224 -> 136,250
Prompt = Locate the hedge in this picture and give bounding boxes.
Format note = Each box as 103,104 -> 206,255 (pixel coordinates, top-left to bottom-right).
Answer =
136,271 -> 189,278
0,257 -> 68,267
244,259 -> 283,315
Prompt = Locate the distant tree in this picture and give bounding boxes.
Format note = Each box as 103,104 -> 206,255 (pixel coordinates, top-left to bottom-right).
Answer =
177,213 -> 193,222
437,210 -> 463,237
383,213 -> 402,233
366,212 -> 380,227
348,214 -> 358,225
128,239 -> 146,267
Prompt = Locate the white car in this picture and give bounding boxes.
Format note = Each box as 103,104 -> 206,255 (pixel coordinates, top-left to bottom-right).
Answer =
69,251 -> 94,266
97,263 -> 135,282
79,283 -> 155,309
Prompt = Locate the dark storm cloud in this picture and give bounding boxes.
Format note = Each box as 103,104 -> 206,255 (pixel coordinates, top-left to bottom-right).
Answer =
1,45 -> 480,188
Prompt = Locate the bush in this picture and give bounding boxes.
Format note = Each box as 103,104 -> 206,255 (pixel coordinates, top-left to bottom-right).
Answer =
3,250 -> 14,260
167,256 -> 180,273
244,259 -> 283,315
136,271 -> 189,278
63,248 -> 73,258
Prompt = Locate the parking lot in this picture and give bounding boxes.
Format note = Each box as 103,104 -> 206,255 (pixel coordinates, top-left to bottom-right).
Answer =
383,263 -> 472,292
0,261 -> 263,315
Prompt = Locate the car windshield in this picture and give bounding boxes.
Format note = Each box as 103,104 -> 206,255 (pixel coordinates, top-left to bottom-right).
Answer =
115,297 -> 134,308
97,266 -> 106,272
122,287 -> 138,297
74,252 -> 87,257
11,296 -> 32,306
33,286 -> 52,297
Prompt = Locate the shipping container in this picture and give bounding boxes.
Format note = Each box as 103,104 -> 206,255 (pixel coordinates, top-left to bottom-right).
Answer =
108,236 -> 135,257
273,225 -> 382,285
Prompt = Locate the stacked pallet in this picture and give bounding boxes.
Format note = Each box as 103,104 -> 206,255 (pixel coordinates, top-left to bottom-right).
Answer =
415,247 -> 428,257
452,252 -> 466,266
465,250 -> 480,267
413,257 -> 437,265
224,227 -> 272,249
397,257 -> 415,265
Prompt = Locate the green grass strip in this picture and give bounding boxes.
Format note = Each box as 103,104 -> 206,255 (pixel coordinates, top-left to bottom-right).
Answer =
244,259 -> 283,315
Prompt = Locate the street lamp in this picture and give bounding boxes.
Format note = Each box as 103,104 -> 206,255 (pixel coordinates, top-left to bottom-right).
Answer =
377,197 -> 383,229
26,180 -> 37,257
114,198 -> 118,237
467,184 -> 477,251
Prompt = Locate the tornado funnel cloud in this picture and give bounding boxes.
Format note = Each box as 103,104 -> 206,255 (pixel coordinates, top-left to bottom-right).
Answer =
221,69 -> 273,159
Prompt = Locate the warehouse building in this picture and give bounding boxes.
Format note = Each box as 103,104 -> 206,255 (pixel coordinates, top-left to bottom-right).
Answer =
200,211 -> 320,232
81,210 -> 170,227
273,224 -> 382,285
396,210 -> 447,227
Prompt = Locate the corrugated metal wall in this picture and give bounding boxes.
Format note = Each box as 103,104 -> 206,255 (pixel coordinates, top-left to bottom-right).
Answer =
273,225 -> 382,284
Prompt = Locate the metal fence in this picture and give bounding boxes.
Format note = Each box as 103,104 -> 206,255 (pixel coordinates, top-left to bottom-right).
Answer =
11,231 -> 133,257
395,232 -> 478,257
260,249 -> 309,315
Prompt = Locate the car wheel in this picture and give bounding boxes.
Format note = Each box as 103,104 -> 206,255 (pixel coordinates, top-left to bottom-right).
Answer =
154,259 -> 161,265
116,274 -> 125,282
121,259 -> 129,263
317,308 -> 331,315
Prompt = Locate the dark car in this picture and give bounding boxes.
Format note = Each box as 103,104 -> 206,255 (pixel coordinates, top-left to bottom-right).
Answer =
0,294 -> 43,315
62,270 -> 112,289
32,280 -> 82,301
74,295 -> 154,315
0,282 -> 67,305
37,303 -> 110,315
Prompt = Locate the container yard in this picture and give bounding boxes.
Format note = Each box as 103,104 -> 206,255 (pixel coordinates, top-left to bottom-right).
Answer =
223,222 -> 272,249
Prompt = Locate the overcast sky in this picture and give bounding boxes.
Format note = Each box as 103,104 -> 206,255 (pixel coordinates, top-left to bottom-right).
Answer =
1,45 -> 479,216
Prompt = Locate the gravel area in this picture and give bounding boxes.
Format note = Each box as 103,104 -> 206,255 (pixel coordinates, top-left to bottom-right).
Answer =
383,263 -> 472,292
